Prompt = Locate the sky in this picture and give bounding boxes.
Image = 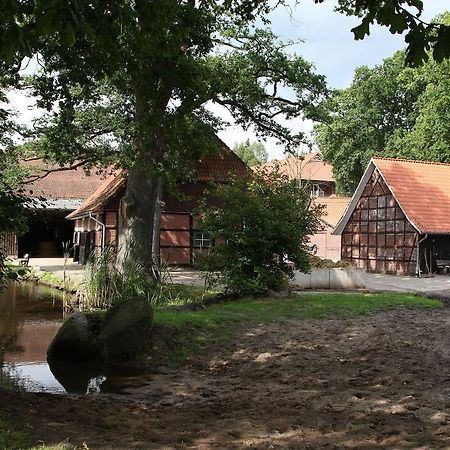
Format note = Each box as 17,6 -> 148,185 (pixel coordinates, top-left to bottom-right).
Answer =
6,0 -> 450,161
216,0 -> 450,160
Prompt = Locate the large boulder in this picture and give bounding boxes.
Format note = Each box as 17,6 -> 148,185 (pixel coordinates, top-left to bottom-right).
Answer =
47,312 -> 102,361
99,296 -> 153,361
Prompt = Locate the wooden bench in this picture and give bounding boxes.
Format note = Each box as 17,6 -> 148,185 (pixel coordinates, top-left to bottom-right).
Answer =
436,259 -> 450,274
18,253 -> 30,267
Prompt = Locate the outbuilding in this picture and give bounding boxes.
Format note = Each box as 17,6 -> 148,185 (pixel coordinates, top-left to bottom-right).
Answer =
334,157 -> 450,276
66,142 -> 247,265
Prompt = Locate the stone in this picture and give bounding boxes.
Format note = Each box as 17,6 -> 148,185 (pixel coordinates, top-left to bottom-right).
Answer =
47,312 -> 101,361
99,296 -> 153,361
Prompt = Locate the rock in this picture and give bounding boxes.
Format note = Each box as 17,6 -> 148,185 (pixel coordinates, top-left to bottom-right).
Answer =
99,296 -> 153,361
47,312 -> 102,361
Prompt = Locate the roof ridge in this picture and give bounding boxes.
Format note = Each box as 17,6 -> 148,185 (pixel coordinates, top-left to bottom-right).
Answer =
373,156 -> 450,167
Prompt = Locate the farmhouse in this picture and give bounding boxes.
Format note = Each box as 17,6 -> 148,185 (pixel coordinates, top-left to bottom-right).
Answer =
1,161 -> 108,258
66,143 -> 247,265
334,157 -> 450,276
255,152 -> 335,197
310,196 -> 351,261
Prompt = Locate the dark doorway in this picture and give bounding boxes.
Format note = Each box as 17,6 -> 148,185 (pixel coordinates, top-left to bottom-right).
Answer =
18,211 -> 74,258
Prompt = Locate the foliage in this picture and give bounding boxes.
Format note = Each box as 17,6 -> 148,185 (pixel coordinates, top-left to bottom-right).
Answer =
314,51 -> 418,193
315,18 -> 450,194
153,292 -> 443,363
1,1 -> 449,68
2,1 -> 447,276
332,1 -> 450,66
233,139 -> 268,166
197,170 -> 322,296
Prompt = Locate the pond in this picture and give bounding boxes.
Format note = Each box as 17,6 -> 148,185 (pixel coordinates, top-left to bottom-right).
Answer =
0,282 -> 152,395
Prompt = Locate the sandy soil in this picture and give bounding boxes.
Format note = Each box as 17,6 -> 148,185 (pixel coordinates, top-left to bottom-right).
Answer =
2,307 -> 450,449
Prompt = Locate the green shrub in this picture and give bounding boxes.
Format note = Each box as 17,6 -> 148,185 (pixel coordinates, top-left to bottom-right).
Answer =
197,170 -> 322,296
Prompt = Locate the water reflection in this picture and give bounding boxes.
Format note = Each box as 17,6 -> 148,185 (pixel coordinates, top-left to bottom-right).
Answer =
0,282 -> 67,393
0,282 -> 153,395
47,359 -> 105,394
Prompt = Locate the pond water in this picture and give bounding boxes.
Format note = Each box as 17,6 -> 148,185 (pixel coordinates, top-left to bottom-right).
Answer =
0,282 -> 151,395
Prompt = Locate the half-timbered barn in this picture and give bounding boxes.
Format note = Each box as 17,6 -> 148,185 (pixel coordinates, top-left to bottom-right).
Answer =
66,144 -> 247,265
334,157 -> 450,276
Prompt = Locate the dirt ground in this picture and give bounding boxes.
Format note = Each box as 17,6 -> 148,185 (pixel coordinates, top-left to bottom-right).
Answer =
2,307 -> 450,449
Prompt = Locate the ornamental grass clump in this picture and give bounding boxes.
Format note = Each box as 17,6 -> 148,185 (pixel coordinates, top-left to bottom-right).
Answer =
77,247 -> 203,310
197,170 -> 323,296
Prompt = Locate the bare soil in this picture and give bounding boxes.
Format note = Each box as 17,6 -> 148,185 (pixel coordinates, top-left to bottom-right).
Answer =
2,307 -> 450,449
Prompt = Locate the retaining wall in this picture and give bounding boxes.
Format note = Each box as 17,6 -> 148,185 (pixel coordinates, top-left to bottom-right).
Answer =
291,268 -> 367,290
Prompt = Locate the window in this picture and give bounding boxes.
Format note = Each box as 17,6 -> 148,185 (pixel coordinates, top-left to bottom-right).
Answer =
193,231 -> 213,248
310,184 -> 324,197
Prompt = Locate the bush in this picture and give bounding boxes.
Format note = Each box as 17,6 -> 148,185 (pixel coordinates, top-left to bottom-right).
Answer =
197,170 -> 322,296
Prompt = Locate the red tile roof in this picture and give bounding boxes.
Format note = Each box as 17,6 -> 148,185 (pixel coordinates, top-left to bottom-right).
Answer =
254,152 -> 334,183
314,196 -> 351,228
67,144 -> 247,219
198,142 -> 247,182
21,160 -> 110,199
66,170 -> 126,219
373,157 -> 450,234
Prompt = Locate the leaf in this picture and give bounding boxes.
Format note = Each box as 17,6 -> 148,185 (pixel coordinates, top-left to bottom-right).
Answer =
351,17 -> 371,40
432,25 -> 450,63
61,23 -> 76,47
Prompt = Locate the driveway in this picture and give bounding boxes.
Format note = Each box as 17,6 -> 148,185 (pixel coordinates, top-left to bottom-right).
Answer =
366,272 -> 450,301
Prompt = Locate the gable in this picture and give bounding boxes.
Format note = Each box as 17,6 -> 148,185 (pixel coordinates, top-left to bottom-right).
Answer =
373,158 -> 450,234
334,160 -> 419,235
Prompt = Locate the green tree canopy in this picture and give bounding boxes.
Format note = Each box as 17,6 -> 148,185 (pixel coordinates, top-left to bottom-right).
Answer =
314,14 -> 450,194
232,140 -> 268,167
1,1 -> 450,276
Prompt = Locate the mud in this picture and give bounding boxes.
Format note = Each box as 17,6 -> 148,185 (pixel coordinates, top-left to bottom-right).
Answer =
2,307 -> 450,449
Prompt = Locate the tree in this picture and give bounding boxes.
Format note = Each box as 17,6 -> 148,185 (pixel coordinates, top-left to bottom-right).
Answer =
386,56 -> 450,160
233,140 -> 268,166
314,16 -> 450,194
1,1 -> 449,67
198,170 -> 322,295
314,51 -> 423,193
0,2 -> 329,276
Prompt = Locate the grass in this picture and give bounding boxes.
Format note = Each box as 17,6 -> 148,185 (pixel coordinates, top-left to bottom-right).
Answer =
37,272 -> 66,288
0,414 -> 75,450
150,292 -> 443,364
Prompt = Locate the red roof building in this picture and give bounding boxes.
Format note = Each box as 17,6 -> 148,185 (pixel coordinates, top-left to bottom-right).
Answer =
334,157 -> 450,275
2,160 -> 110,258
309,196 -> 351,261
254,152 -> 335,197
67,144 -> 248,265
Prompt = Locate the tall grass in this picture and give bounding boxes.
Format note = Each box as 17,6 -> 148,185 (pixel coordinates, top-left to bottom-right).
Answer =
76,248 -> 209,310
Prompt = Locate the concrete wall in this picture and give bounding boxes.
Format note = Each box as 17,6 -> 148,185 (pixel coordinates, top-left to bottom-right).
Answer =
291,268 -> 367,289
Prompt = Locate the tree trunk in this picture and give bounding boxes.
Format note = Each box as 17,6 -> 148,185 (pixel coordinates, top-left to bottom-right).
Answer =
115,156 -> 163,275
115,82 -> 166,276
